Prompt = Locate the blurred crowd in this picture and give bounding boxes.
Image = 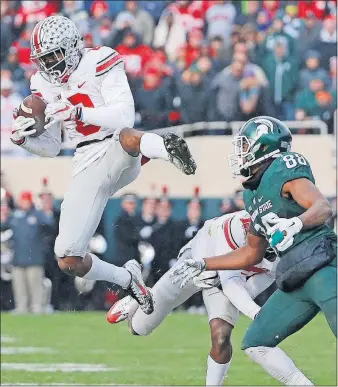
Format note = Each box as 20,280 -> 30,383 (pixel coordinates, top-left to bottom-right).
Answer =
1,174 -> 337,313
1,0 -> 337,155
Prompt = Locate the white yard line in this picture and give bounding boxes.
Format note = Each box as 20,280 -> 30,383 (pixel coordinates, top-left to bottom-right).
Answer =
1,363 -> 119,373
1,335 -> 17,343
0,384 -> 133,386
1,347 -> 56,355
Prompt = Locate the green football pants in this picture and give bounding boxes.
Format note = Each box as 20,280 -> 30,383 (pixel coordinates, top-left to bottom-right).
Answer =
242,259 -> 337,349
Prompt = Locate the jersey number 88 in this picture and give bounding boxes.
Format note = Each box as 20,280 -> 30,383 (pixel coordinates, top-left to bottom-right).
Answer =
282,154 -> 307,169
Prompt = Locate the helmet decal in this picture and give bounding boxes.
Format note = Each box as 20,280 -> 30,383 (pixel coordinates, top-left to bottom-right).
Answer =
254,118 -> 274,138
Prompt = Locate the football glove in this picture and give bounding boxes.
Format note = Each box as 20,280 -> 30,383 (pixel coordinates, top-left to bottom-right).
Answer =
267,217 -> 303,252
193,270 -> 220,289
45,101 -> 82,129
170,258 -> 206,289
11,109 -> 36,145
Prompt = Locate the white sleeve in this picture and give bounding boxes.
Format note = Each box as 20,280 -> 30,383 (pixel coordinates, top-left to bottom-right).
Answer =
20,121 -> 62,157
81,65 -> 135,129
219,270 -> 261,320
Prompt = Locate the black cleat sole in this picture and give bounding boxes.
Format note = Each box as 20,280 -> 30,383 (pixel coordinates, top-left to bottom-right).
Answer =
163,133 -> 197,175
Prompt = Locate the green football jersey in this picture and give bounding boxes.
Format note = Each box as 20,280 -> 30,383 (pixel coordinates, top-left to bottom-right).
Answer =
243,151 -> 335,255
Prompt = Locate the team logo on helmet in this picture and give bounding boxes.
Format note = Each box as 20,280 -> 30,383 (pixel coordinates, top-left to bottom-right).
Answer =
253,118 -> 274,139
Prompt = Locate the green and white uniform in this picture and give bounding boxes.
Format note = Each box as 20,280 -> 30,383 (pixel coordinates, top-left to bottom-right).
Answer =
241,155 -> 337,349
227,115 -> 336,349
245,151 -> 336,249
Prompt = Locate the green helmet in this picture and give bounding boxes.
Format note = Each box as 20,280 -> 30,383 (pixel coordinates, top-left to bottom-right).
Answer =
228,116 -> 292,177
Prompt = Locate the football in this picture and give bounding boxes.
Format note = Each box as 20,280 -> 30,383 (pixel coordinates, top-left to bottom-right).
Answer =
18,94 -> 47,137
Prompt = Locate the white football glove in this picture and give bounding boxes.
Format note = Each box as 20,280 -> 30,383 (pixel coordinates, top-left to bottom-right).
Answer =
193,270 -> 220,289
170,258 -> 206,289
45,101 -> 81,129
267,217 -> 303,252
11,109 -> 36,145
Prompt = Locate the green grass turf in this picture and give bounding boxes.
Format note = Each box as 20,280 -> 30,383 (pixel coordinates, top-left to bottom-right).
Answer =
1,312 -> 336,385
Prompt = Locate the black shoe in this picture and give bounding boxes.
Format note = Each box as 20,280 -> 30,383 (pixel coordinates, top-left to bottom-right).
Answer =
163,133 -> 197,175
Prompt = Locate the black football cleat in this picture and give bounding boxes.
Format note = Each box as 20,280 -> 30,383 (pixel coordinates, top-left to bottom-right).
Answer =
163,133 -> 197,175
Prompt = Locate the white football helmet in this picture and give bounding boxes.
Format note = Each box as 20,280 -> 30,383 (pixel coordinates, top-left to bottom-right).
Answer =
30,16 -> 84,85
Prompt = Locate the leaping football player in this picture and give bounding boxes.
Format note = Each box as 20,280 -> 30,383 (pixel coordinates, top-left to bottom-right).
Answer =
10,16 -> 197,315
172,116 -> 337,384
107,210 -> 313,385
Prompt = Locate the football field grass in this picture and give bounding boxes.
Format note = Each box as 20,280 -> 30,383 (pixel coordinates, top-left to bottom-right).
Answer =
1,312 -> 336,385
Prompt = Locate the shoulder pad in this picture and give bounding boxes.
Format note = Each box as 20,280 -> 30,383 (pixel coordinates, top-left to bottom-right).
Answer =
223,210 -> 250,250
271,152 -> 314,184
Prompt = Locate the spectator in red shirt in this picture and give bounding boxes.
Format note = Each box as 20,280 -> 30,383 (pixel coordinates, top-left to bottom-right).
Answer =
261,0 -> 280,20
298,0 -> 333,20
90,0 -> 109,19
179,28 -> 203,69
116,30 -> 153,78
14,1 -> 58,28
167,1 -> 204,32
11,27 -> 32,67
143,49 -> 173,80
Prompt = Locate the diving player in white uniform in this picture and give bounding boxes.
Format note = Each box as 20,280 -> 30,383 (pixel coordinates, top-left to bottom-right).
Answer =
107,210 -> 311,385
10,16 -> 197,315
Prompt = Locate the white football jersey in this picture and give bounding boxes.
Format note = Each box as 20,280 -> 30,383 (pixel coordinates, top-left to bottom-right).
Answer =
30,46 -> 130,145
183,210 -> 276,277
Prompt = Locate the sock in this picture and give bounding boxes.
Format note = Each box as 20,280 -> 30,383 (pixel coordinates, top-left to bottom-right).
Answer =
245,346 -> 313,385
206,355 -> 231,386
139,133 -> 169,161
83,253 -> 131,288
220,274 -> 261,320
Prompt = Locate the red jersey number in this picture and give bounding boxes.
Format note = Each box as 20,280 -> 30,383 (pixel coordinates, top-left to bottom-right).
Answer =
67,93 -> 100,136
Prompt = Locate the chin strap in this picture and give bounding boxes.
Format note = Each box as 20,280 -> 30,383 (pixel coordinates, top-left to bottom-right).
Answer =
242,159 -> 275,190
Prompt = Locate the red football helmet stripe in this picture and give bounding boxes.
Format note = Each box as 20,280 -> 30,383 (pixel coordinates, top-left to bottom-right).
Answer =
33,22 -> 42,53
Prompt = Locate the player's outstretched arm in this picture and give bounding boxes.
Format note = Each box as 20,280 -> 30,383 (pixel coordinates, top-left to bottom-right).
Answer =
171,233 -> 267,288
203,232 -> 267,271
283,178 -> 333,229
